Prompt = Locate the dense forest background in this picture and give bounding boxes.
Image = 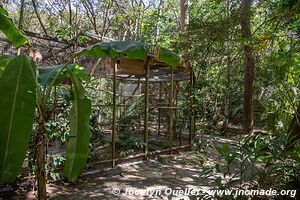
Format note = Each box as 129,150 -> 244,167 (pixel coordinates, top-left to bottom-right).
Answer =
1,0 -> 300,199
2,0 -> 300,135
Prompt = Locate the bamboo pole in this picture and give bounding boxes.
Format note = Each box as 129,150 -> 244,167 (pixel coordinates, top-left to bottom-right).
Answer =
189,65 -> 195,145
96,105 -> 181,109
158,82 -> 162,134
112,61 -> 117,167
174,82 -> 182,146
168,68 -> 174,154
144,58 -> 150,160
118,84 -> 121,118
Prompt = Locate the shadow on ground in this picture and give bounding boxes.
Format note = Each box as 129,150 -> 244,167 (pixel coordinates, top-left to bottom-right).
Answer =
46,134 -> 237,200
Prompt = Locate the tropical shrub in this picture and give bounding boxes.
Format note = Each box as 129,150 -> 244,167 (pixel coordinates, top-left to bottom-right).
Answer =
0,6 -> 92,199
199,133 -> 300,199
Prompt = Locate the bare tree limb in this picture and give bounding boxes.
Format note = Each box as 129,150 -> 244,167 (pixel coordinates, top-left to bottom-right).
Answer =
32,0 -> 48,36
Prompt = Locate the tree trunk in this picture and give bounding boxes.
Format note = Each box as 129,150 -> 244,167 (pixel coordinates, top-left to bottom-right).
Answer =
133,0 -> 143,40
180,0 -> 189,59
288,103 -> 300,143
240,0 -> 255,135
155,0 -> 163,44
68,0 -> 72,37
223,55 -> 231,130
35,110 -> 47,200
18,0 -> 25,29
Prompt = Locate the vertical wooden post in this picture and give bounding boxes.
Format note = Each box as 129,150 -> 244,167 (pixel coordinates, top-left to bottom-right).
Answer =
118,84 -> 121,118
98,78 -> 102,125
138,78 -> 142,131
144,58 -> 150,159
123,99 -> 126,118
158,82 -> 162,134
174,82 -> 182,146
112,61 -> 117,167
168,68 -> 174,154
189,65 -> 195,146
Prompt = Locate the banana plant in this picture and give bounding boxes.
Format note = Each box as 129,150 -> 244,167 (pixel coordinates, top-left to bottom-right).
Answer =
0,56 -> 91,199
0,5 -> 91,200
37,64 -> 91,199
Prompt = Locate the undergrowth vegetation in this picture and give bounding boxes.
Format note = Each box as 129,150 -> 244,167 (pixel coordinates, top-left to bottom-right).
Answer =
195,132 -> 300,199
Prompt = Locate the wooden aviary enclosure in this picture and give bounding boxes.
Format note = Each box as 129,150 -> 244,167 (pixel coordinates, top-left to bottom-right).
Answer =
74,41 -> 196,167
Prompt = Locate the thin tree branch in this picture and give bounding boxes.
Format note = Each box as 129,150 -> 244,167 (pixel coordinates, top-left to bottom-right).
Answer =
32,0 -> 48,36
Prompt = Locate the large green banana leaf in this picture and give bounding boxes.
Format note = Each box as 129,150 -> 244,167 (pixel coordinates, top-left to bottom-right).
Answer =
0,6 -> 28,48
38,64 -> 89,87
64,73 -> 91,182
108,41 -> 149,60
73,41 -> 181,68
38,64 -> 75,86
74,42 -> 110,59
0,55 -> 13,78
157,47 -> 181,68
0,56 -> 36,183
74,41 -> 149,60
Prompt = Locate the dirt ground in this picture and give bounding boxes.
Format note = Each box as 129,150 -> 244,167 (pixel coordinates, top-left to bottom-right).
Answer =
47,134 -> 235,200
48,155 -> 211,200
1,134 -> 239,200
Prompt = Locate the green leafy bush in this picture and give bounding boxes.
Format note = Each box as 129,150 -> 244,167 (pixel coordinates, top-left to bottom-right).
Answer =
200,132 -> 300,199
